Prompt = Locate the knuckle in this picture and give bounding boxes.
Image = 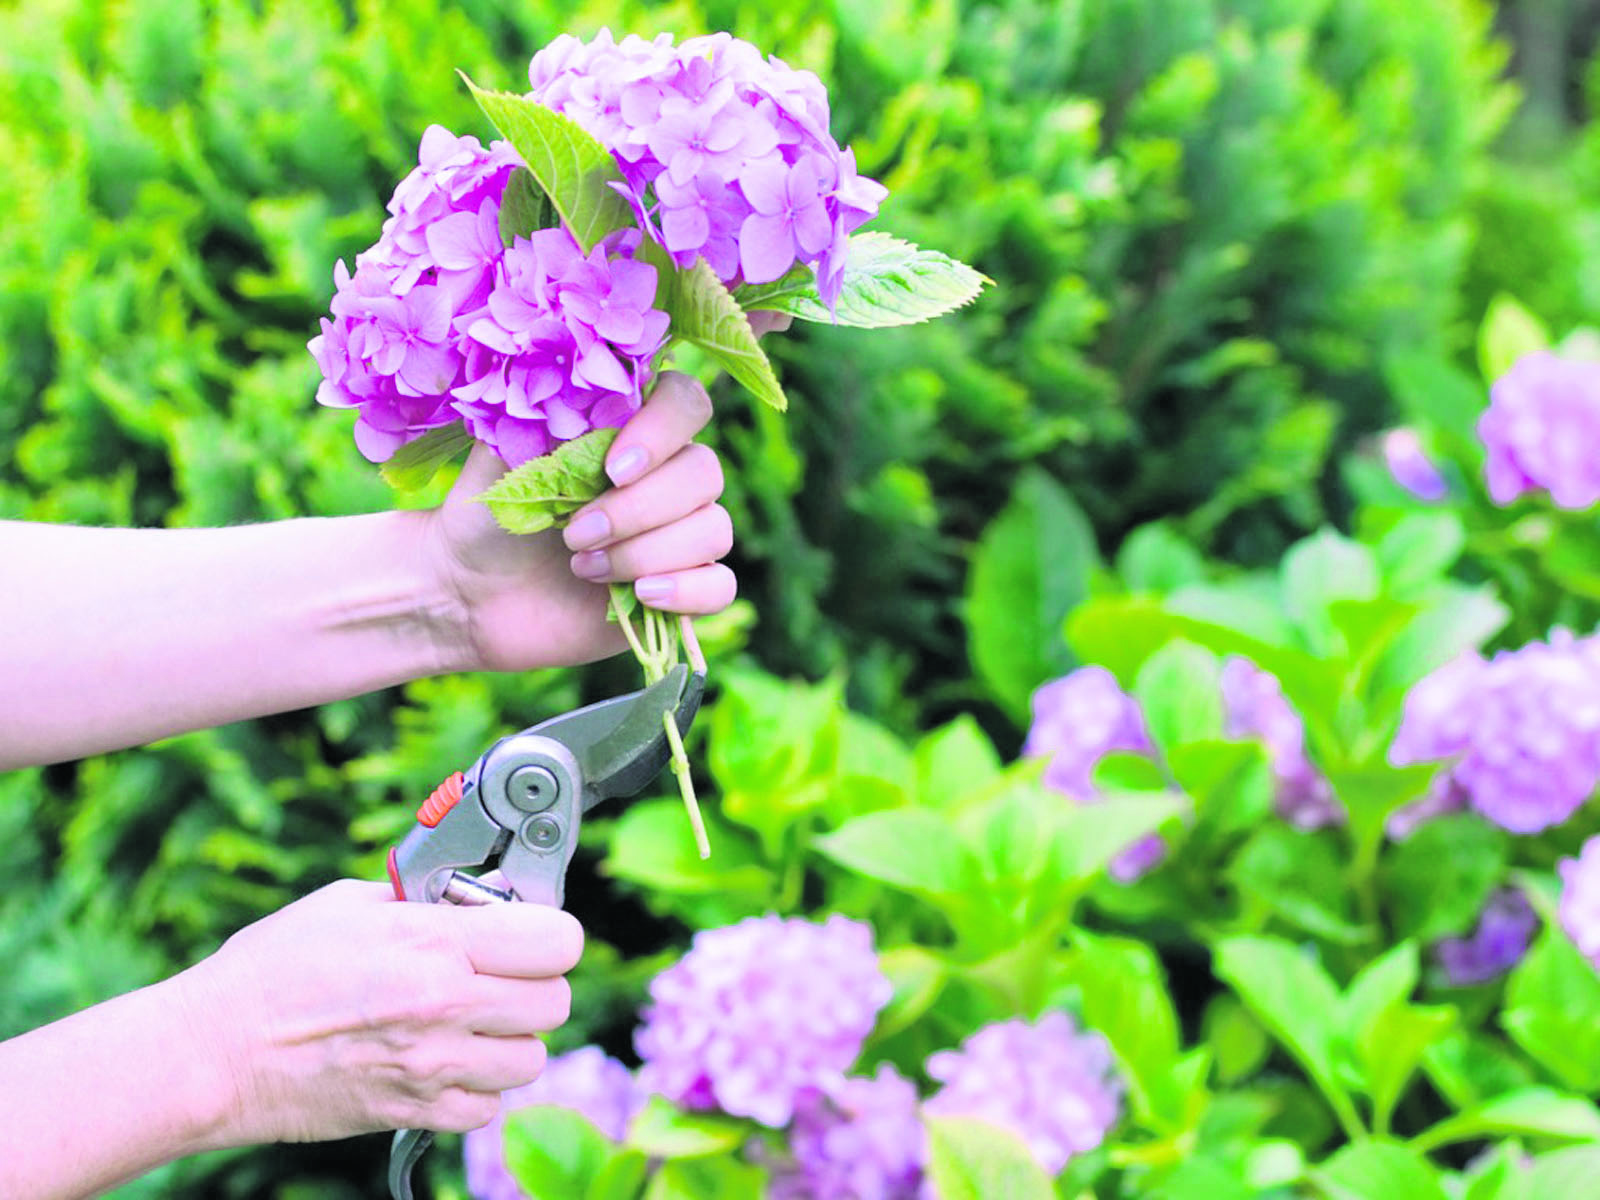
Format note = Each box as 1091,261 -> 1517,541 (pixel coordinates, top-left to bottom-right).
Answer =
687,443 -> 724,494
540,978 -> 573,1029
706,504 -> 735,559
431,1088 -> 501,1134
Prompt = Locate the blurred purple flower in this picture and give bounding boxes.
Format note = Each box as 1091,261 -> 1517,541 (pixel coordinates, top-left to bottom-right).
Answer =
1381,428 -> 1450,502
526,29 -> 886,307
1561,835 -> 1600,969
1220,656 -> 1342,830
635,914 -> 892,1128
463,1046 -> 645,1200
1024,666 -> 1166,880
768,1065 -> 926,1200
924,1012 -> 1122,1174
1389,634 -> 1600,834
1480,351 -> 1600,509
1435,888 -> 1539,986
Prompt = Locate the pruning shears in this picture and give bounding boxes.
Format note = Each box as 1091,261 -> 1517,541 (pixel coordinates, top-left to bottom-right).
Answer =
384,664 -> 704,1200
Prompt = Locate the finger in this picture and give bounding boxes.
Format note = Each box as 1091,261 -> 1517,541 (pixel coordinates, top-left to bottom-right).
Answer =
449,1035 -> 551,1094
417,1087 -> 503,1134
748,310 -> 793,339
570,505 -> 732,584
603,372 -> 712,487
448,905 -> 585,978
631,563 -> 737,615
565,443 -> 723,552
463,975 -> 573,1036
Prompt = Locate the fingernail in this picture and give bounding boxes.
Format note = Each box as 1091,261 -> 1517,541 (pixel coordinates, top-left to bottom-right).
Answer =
571,550 -> 610,580
608,446 -> 648,486
634,576 -> 675,603
564,509 -> 611,551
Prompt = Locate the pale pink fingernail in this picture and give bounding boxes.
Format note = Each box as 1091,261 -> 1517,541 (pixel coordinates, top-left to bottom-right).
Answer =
564,509 -> 611,550
571,550 -> 610,580
635,576 -> 675,603
608,447 -> 648,486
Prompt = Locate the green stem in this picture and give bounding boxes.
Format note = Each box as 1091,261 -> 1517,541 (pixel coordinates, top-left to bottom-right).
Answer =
663,709 -> 708,859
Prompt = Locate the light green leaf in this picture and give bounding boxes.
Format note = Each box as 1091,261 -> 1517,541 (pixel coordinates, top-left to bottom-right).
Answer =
1213,935 -> 1361,1135
1479,293 -> 1551,384
1343,941 -> 1420,1037
875,945 -> 948,1039
1374,511 -> 1467,593
1280,529 -> 1380,657
474,428 -> 618,533
1117,520 -> 1209,593
1525,1146 -> 1600,1196
1380,815 -> 1507,942
1313,1141 -> 1448,1200
1053,789 -> 1185,884
735,232 -> 989,327
1358,1004 -> 1456,1135
379,422 -> 474,491
924,1116 -> 1054,1200
499,165 -> 558,244
663,255 -> 787,411
1070,930 -> 1183,1127
503,1106 -> 615,1198
912,716 -> 1002,811
1133,639 -> 1224,753
1382,348 -> 1486,454
624,1097 -> 745,1159
1412,1087 -> 1600,1153
813,808 -> 978,898
463,77 -> 632,252
1502,929 -> 1600,1093
966,468 -> 1096,722
1228,827 -> 1370,945
643,1156 -> 766,1200
602,800 -> 774,899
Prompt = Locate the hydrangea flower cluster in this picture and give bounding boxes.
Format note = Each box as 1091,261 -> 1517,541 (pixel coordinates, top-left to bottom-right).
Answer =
1220,657 -> 1342,830
464,1046 -> 646,1200
1479,351 -> 1600,509
923,1012 -> 1123,1174
526,30 -> 886,306
1435,888 -> 1539,986
768,1065 -> 926,1200
1560,835 -> 1600,968
1381,428 -> 1450,502
1389,633 -> 1600,834
310,126 -> 668,467
634,914 -> 892,1127
1024,666 -> 1166,880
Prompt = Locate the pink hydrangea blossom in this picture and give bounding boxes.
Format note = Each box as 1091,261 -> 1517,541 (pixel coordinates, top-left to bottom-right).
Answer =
1480,351 -> 1600,509
1220,657 -> 1341,830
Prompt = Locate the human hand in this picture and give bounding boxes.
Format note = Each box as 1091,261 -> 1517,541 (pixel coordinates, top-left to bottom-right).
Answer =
176,880 -> 582,1145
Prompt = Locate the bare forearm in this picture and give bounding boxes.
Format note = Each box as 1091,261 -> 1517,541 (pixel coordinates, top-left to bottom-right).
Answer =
0,513 -> 472,767
0,972 -> 236,1199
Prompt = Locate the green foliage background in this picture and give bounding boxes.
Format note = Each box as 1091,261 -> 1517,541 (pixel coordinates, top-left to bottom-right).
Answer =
5,0 -> 1600,1195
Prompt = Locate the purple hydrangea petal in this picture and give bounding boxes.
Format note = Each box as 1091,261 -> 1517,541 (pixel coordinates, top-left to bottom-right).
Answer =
1560,835 -> 1600,968
1479,352 -> 1600,509
1435,888 -> 1539,986
1381,428 -> 1451,502
1220,656 -> 1342,830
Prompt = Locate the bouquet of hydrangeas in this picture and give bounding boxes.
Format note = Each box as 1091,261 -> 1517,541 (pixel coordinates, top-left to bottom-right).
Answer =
310,30 -> 985,850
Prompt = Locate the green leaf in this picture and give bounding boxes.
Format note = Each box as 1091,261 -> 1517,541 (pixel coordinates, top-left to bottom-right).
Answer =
1168,739 -> 1274,837
1525,1146 -> 1600,1196
1373,511 -> 1466,593
1133,639 -> 1224,753
1368,585 -> 1507,710
1202,994 -> 1271,1084
966,468 -> 1096,722
463,76 -> 632,252
623,1097 -> 745,1159
1358,1004 -> 1456,1135
1228,827 -> 1370,945
735,232 -> 989,327
643,1156 -> 766,1200
474,428 -> 618,533
1313,1142 -> 1448,1200
499,165 -> 558,244
602,800 -> 774,899
1279,529 -> 1380,656
379,422 -> 474,491
813,808 -> 978,898
1502,929 -> 1600,1093
1053,789 -> 1185,884
1070,930 -> 1184,1127
875,944 -> 949,1039
1117,520 -> 1209,593
662,255 -> 788,411
1343,941 -> 1420,1037
912,716 -> 1002,811
1479,293 -> 1551,384
1422,1031 -> 1540,1111
924,1116 -> 1055,1200
1382,348 -> 1486,453
1412,1087 -> 1600,1153
503,1106 -> 615,1199
1213,935 -> 1361,1136
1380,815 -> 1507,942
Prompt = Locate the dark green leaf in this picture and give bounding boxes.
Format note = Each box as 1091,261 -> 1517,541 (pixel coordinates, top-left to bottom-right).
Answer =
499,165 -> 558,244
1380,815 -> 1507,942
463,76 -> 632,252
967,468 -> 1096,721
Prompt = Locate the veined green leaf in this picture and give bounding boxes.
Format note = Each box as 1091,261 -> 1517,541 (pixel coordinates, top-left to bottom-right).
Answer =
463,76 -> 632,252
475,428 -> 618,533
665,256 -> 788,411
735,232 -> 990,327
499,166 -> 558,245
379,422 -> 474,491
